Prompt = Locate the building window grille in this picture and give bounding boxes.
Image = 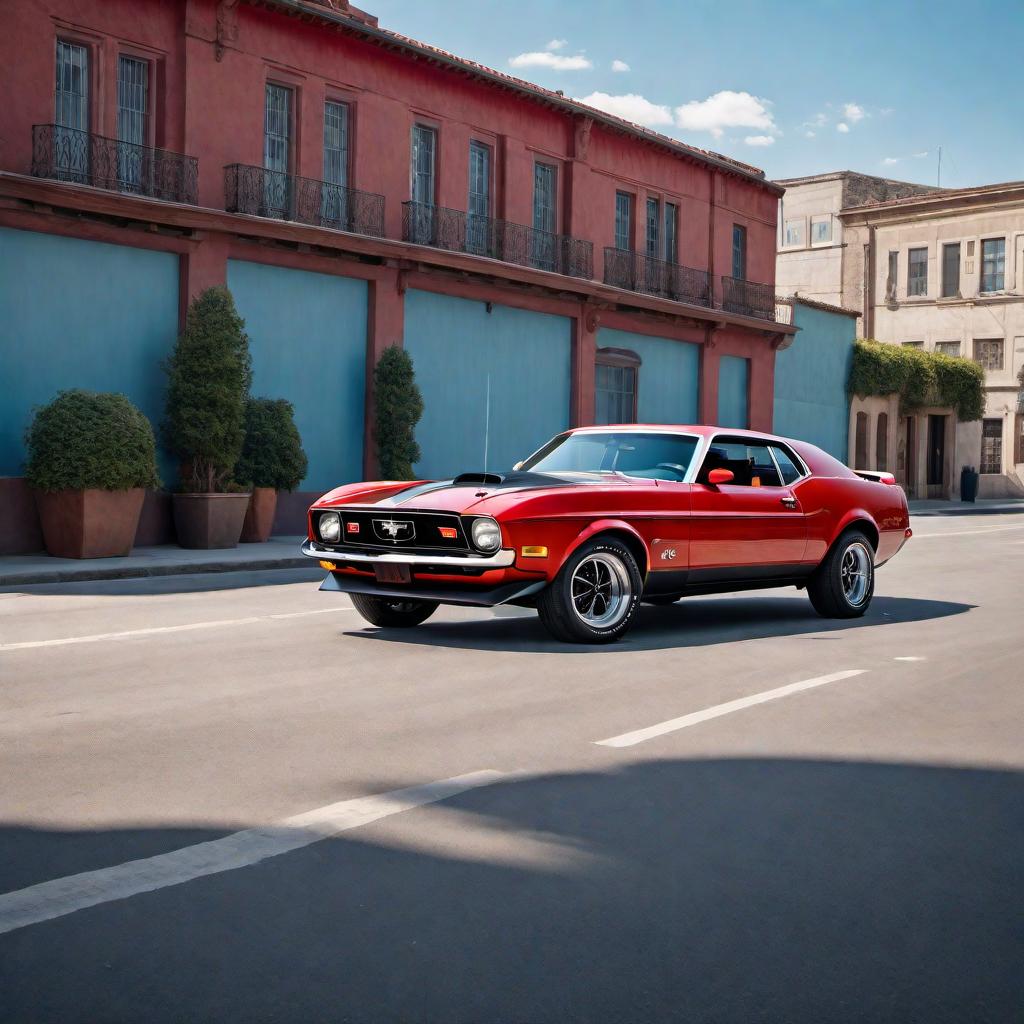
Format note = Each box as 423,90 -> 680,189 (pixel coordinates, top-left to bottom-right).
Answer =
973,338 -> 1004,371
908,247 -> 928,297
407,123 -> 437,243
467,140 -> 491,255
55,40 -> 89,181
116,55 -> 148,192
263,83 -> 292,217
981,419 -> 1002,474
531,162 -> 557,270
594,349 -> 640,425
886,250 -> 898,300
981,238 -> 1005,292
645,197 -> 659,259
732,224 -> 747,280
941,242 -> 960,297
663,202 -> 678,263
614,191 -> 632,251
935,340 -> 961,357
320,99 -> 350,225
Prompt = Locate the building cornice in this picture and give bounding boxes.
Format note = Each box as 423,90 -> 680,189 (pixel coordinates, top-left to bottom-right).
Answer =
840,181 -> 1024,222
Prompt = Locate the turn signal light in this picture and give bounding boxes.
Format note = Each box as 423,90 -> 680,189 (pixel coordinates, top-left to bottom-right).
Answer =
346,521 -> 360,534
438,526 -> 458,539
319,560 -> 337,571
521,545 -> 548,558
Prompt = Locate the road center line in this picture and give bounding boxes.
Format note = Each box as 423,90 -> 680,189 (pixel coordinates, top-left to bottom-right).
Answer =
0,606 -> 352,652
595,670 -> 868,748
0,770 -> 505,936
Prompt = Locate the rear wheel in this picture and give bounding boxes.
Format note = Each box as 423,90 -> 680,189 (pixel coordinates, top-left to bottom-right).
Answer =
807,530 -> 875,618
349,593 -> 439,628
537,538 -> 643,644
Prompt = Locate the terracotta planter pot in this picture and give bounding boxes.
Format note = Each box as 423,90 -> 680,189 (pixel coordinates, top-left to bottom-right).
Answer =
240,487 -> 279,543
34,488 -> 145,559
172,493 -> 251,549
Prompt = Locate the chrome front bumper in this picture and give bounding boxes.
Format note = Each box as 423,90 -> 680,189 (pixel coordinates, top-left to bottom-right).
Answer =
300,538 -> 516,568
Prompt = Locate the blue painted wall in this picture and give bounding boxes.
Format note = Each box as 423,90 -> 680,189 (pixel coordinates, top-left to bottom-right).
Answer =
0,227 -> 179,479
773,303 -> 855,460
227,260 -> 367,490
404,290 -> 571,478
718,356 -> 750,429
597,328 -> 700,424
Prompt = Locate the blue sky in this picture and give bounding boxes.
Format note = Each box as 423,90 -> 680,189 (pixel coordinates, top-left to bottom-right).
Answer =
369,0 -> 1024,187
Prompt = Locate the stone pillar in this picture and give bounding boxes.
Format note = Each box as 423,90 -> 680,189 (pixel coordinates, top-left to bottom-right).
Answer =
572,303 -> 598,426
699,327 -> 720,425
180,233 -> 229,326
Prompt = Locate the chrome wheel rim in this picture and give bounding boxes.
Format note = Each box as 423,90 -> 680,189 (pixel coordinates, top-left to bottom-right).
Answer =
570,553 -> 632,629
840,542 -> 872,607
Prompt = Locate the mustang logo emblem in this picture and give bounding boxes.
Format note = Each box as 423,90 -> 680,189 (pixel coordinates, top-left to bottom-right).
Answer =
373,518 -> 415,542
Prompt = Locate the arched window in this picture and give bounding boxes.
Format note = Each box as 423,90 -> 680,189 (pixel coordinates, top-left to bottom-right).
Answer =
595,348 -> 641,425
855,412 -> 869,470
876,412 -> 889,471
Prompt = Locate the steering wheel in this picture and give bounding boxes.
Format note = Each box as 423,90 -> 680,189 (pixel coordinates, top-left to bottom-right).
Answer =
655,462 -> 688,480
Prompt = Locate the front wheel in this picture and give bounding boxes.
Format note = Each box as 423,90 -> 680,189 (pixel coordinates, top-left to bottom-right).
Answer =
537,537 -> 643,644
349,593 -> 439,628
807,530 -> 875,618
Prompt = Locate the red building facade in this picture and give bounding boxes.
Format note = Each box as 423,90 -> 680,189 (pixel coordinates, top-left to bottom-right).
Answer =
0,0 -> 792,551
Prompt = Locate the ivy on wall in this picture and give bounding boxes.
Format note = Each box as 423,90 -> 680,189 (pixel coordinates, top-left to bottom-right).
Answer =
848,340 -> 985,422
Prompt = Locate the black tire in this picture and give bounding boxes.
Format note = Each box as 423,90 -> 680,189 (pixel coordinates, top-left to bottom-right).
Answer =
807,529 -> 875,618
537,537 -> 643,644
349,593 -> 439,628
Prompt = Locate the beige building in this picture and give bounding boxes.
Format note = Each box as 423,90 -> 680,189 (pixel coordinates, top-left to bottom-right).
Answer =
776,173 -> 1024,499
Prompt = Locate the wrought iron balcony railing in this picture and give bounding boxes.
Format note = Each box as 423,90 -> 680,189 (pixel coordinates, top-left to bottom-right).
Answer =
603,248 -> 712,308
402,201 -> 593,280
31,124 -> 199,205
721,275 -> 777,322
224,164 -> 385,238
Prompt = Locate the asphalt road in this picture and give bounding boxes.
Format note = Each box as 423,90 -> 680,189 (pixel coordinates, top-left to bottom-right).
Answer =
1,512 -> 1022,1023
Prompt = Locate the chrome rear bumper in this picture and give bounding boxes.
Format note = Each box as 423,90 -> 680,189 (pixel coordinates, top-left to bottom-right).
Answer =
301,538 -> 516,568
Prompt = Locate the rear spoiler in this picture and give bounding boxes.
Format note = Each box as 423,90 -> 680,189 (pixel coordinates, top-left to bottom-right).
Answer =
855,470 -> 898,485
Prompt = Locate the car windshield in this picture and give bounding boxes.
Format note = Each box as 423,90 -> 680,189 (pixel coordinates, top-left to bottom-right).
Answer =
521,431 -> 700,481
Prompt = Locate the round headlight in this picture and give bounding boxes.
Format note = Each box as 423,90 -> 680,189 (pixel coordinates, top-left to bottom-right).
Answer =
470,517 -> 502,552
319,512 -> 341,543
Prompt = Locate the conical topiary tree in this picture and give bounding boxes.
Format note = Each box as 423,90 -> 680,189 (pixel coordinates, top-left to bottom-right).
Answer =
374,345 -> 423,480
163,287 -> 252,492
235,397 -> 308,491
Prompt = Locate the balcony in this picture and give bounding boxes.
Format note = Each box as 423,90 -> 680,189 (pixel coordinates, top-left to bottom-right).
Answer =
603,248 -> 712,308
721,276 -> 777,322
31,124 -> 198,205
224,164 -> 385,238
402,201 -> 593,280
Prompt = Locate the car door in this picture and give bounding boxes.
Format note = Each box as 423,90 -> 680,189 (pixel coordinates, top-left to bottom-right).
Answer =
688,436 -> 807,576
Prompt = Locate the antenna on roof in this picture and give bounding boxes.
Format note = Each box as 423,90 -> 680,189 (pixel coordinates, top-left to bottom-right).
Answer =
483,372 -> 491,476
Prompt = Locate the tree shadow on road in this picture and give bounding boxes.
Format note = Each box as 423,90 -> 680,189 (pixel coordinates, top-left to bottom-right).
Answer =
1,756 -> 1020,1023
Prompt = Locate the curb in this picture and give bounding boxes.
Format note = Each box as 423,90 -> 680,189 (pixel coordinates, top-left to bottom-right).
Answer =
909,505 -> 1024,518
0,556 -> 313,587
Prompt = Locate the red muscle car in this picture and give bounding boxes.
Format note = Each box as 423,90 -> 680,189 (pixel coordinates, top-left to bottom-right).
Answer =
302,425 -> 912,644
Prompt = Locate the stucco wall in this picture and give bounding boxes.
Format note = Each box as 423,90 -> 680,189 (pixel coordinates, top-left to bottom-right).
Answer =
403,289 -> 571,478
0,226 -> 179,478
775,178 -> 845,305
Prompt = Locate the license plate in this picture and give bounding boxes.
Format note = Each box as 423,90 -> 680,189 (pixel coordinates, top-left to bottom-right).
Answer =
375,563 -> 412,584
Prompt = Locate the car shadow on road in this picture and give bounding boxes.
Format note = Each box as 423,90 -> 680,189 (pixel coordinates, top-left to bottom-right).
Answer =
1,756 -> 1020,1023
342,593 -> 975,654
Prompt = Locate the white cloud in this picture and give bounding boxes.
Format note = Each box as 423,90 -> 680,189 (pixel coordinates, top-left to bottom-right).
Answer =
579,91 -> 673,127
843,102 -> 867,123
611,59 -> 630,72
804,130 -> 816,138
836,122 -> 850,133
913,150 -> 929,158
880,107 -> 895,116
545,38 -> 567,51
509,50 -> 593,70
882,156 -> 901,166
744,134 -> 775,147
674,90 -> 775,139
809,112 -> 828,127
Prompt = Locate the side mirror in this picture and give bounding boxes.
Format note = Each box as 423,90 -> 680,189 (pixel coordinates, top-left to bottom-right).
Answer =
707,468 -> 734,486
512,461 -> 524,471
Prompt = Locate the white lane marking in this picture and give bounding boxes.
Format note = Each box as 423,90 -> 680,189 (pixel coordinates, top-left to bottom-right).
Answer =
0,770 -> 505,936
894,656 -> 926,662
914,523 -> 1024,538
595,670 -> 868,748
0,607 -> 352,653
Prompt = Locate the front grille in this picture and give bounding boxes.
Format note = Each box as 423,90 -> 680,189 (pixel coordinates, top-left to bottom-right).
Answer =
314,508 -> 471,553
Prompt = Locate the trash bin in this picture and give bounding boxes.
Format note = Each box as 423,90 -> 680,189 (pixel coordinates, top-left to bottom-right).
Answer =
960,465 -> 979,503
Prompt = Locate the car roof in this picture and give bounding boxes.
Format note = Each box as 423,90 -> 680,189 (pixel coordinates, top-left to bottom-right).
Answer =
568,424 -> 785,444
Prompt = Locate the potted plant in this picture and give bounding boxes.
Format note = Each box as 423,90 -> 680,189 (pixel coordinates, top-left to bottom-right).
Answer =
25,389 -> 159,558
163,287 -> 252,549
235,397 -> 308,543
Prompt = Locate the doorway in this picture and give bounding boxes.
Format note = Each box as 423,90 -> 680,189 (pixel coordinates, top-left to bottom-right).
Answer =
927,414 -> 947,497
901,416 -> 916,497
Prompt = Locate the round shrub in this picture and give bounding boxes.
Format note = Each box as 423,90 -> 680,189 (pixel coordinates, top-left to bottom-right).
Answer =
25,389 -> 160,493
235,397 -> 308,491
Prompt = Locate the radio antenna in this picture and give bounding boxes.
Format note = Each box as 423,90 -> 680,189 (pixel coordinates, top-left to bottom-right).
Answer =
483,372 -> 491,476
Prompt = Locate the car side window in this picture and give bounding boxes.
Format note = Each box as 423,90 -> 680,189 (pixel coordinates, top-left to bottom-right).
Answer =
698,439 -> 783,487
771,445 -> 803,485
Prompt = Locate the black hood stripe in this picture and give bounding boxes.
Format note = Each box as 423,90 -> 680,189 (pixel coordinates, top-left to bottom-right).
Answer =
377,472 -> 582,507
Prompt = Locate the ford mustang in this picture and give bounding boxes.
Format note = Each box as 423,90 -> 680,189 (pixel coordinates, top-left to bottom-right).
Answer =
302,425 -> 912,644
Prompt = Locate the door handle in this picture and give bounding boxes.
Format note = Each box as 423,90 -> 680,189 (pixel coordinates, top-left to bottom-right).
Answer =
780,496 -> 798,509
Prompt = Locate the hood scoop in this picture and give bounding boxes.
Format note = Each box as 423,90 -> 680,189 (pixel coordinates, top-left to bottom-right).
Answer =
452,472 -> 506,486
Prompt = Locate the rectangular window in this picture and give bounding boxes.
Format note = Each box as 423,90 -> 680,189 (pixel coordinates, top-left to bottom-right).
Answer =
902,341 -> 924,349
732,224 -> 747,280
981,419 -> 1002,474
908,247 -> 928,297
783,218 -> 804,247
467,140 -> 491,255
886,250 -> 898,299
811,215 -> 832,245
116,55 -> 148,192
973,338 -> 1004,371
981,238 -> 1005,292
532,162 -> 557,270
263,83 -> 293,217
594,362 -> 637,425
55,40 -> 89,182
645,197 -> 659,258
941,242 -> 961,298
321,100 -> 349,227
410,123 -> 436,206
663,202 -> 678,263
935,341 -> 961,356
614,191 -> 632,251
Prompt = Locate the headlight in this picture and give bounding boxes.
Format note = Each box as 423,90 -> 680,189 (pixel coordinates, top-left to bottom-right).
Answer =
470,517 -> 501,552
319,512 -> 341,543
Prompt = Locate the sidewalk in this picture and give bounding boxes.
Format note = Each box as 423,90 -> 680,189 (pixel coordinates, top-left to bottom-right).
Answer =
909,498 -> 1024,517
0,536 -> 310,586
